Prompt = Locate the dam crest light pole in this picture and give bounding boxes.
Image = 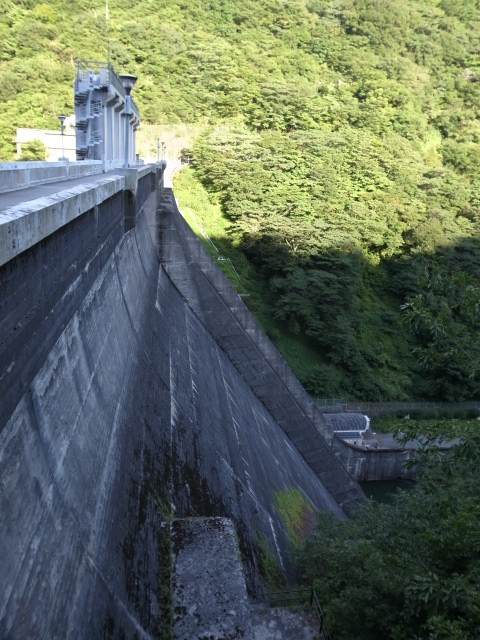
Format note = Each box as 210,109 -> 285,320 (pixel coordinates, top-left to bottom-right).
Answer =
57,114 -> 67,161
118,74 -> 137,168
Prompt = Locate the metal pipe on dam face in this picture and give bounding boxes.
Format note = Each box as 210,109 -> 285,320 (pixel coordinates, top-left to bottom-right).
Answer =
0,165 -> 362,638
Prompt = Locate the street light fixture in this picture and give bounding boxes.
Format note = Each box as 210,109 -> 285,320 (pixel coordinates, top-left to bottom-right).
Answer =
58,114 -> 66,161
118,74 -> 137,168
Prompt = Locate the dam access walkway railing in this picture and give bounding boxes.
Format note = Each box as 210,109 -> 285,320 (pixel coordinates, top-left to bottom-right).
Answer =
250,587 -> 333,640
315,398 -> 480,416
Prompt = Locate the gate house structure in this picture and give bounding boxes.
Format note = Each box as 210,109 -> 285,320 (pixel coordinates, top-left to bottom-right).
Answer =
74,61 -> 140,167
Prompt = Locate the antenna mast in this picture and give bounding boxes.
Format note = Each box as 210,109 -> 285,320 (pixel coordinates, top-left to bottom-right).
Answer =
106,1 -> 110,65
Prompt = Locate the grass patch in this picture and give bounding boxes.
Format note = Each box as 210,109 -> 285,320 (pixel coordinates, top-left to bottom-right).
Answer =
273,487 -> 316,551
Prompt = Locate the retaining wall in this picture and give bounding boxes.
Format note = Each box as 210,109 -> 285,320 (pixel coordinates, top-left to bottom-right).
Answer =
0,165 -> 356,639
157,189 -> 364,509
332,436 -> 416,481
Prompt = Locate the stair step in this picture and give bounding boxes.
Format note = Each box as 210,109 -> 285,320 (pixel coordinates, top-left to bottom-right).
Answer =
171,518 -> 252,640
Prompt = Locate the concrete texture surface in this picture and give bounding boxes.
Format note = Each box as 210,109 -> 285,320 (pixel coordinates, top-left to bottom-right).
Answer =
171,518 -> 252,639
333,434 -> 416,481
0,169 -> 357,638
157,188 -> 364,510
251,608 -> 320,640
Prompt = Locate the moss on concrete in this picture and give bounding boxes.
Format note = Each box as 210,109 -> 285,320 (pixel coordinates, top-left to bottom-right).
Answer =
256,532 -> 286,590
273,488 -> 316,550
155,491 -> 174,640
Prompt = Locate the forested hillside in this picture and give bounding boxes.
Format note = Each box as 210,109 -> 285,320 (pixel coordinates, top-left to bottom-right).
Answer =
2,0 -> 479,400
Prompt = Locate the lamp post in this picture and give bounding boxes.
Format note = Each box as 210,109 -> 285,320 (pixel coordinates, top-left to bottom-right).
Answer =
162,142 -> 166,162
157,137 -> 160,162
58,115 -> 66,161
118,74 -> 137,168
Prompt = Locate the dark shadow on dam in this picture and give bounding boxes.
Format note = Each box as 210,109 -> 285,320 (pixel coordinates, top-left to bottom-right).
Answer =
0,171 -> 362,639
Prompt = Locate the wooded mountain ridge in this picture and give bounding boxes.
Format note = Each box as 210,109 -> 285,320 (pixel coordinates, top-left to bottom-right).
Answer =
2,0 -> 479,400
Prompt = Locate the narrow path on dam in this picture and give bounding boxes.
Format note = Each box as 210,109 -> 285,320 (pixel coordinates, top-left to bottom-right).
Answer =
0,170 -> 121,211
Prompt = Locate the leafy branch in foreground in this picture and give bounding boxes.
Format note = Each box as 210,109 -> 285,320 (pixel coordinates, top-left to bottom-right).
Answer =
395,417 -> 480,482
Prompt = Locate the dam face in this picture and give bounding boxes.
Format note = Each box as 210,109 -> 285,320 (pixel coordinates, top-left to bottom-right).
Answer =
0,165 -> 361,638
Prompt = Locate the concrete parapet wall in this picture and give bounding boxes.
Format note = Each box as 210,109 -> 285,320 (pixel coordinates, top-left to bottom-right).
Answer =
0,161 -> 103,193
0,176 -> 125,268
0,164 -> 162,268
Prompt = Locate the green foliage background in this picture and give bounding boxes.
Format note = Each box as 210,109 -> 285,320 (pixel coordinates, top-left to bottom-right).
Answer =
2,0 -> 479,400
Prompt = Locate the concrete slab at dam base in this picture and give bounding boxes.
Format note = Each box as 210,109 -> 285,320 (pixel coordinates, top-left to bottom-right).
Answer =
0,166 -> 363,639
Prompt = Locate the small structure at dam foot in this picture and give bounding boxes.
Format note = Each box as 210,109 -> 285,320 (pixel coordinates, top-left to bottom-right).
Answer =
322,413 -> 416,481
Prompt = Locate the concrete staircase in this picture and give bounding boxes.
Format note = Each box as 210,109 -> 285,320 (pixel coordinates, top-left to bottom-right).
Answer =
171,517 -> 325,640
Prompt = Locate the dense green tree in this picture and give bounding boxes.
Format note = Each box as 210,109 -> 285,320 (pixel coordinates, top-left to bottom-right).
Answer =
298,418 -> 480,640
402,264 -> 480,399
18,138 -> 46,161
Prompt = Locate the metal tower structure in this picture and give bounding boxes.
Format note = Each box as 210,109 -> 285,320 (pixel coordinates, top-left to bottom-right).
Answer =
74,61 -> 140,167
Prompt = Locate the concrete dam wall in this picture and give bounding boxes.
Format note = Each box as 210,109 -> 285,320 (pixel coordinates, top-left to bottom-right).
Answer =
0,165 -> 362,639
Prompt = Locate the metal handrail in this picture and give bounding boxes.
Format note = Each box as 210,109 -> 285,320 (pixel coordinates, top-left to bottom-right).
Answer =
314,399 -> 480,416
311,589 -> 333,640
250,587 -> 310,606
250,587 -> 332,639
